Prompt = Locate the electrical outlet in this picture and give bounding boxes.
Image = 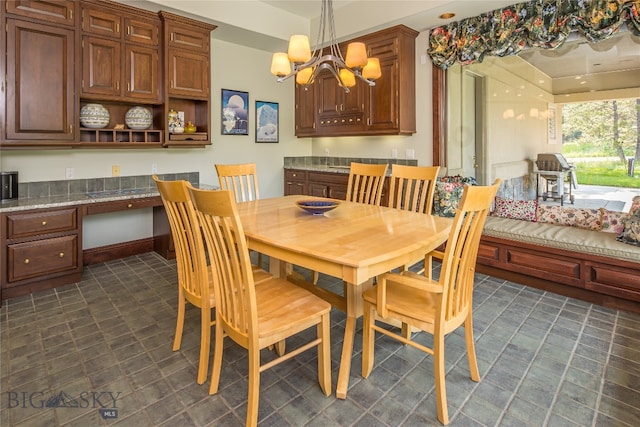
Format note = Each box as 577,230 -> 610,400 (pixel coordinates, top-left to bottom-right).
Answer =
65,168 -> 74,179
112,165 -> 120,177
405,149 -> 415,160
391,149 -> 398,159
324,148 -> 330,156
151,164 -> 158,174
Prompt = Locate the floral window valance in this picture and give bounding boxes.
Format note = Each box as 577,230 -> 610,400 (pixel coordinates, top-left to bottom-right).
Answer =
428,0 -> 640,69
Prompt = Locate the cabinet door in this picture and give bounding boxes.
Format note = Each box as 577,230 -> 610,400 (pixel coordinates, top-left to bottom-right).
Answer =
81,36 -> 121,97
317,72 -> 341,119
366,56 -> 398,131
167,49 -> 209,98
5,19 -> 75,141
295,84 -> 316,136
125,45 -> 159,101
6,0 -> 75,26
328,184 -> 348,200
309,183 -> 328,198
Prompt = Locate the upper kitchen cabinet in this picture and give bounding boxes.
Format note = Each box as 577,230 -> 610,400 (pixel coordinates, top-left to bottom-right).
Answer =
294,25 -> 417,138
361,25 -> 417,135
1,0 -> 215,149
3,7 -> 76,145
160,12 -> 216,147
80,1 -> 160,103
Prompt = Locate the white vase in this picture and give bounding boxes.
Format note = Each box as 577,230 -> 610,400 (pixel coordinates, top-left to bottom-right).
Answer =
125,106 -> 153,130
80,104 -> 110,129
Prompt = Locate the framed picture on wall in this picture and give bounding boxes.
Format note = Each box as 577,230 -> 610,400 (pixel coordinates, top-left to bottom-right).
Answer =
221,89 -> 249,135
255,101 -> 279,143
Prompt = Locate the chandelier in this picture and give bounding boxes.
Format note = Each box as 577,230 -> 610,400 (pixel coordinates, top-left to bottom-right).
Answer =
270,0 -> 382,92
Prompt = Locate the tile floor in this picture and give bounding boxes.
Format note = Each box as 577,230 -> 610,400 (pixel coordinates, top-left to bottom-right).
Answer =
1,252 -> 639,426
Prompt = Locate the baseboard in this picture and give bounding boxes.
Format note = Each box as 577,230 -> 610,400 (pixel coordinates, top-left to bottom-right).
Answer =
83,238 -> 154,265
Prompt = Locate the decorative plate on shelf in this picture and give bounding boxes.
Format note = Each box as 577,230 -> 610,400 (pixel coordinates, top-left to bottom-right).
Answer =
296,199 -> 341,215
80,103 -> 110,129
125,106 -> 153,130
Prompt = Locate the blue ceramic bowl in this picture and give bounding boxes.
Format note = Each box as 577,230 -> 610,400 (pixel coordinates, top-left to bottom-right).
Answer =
296,199 -> 340,215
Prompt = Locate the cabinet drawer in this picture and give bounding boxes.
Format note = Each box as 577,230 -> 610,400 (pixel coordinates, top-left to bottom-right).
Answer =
125,17 -> 159,46
285,170 -> 307,181
85,197 -> 161,215
82,6 -> 122,38
167,22 -> 210,51
8,235 -> 79,282
6,0 -> 75,26
6,209 -> 78,239
308,172 -> 349,185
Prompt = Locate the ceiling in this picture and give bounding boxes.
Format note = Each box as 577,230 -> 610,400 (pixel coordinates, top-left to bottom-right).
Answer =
259,0 -> 640,95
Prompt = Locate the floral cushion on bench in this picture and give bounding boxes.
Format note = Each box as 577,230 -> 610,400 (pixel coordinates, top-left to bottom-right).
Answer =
433,175 -> 477,217
617,211 -> 640,247
599,208 -> 628,234
492,197 -> 537,221
537,205 -> 601,231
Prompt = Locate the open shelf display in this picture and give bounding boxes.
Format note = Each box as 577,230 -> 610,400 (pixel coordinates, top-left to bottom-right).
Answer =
164,97 -> 210,146
78,101 -> 164,146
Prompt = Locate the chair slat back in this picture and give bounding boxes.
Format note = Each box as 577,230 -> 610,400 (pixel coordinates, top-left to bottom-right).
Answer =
153,176 -> 209,305
388,164 -> 440,214
438,179 -> 501,324
346,162 -> 388,205
189,187 -> 257,345
215,163 -> 260,202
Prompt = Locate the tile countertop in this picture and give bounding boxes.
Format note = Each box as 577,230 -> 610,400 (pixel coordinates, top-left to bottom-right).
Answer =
0,184 -> 217,213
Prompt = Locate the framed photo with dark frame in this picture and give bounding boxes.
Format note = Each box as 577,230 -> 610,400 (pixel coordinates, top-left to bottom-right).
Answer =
255,101 -> 279,143
221,89 -> 249,135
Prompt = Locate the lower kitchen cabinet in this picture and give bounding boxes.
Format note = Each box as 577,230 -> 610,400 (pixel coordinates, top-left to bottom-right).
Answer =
1,207 -> 82,300
284,168 -> 388,205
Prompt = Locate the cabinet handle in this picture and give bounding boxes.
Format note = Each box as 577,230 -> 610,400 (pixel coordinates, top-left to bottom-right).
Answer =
116,81 -> 120,91
69,10 -> 73,20
24,259 -> 30,264
59,252 -> 65,258
69,124 -> 73,134
42,221 -> 47,226
127,25 -> 130,35
127,82 -> 130,92
127,203 -> 133,208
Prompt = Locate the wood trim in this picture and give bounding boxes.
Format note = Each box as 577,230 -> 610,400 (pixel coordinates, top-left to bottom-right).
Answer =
432,64 -> 447,167
83,238 -> 154,265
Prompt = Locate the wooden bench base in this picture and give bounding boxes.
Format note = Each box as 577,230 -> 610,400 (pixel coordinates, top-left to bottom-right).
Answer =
477,235 -> 640,314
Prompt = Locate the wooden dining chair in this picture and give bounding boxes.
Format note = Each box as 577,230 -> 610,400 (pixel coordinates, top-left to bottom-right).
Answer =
346,162 -> 388,205
153,176 -> 270,385
388,164 -> 440,214
188,186 -> 331,427
215,162 -> 265,269
215,162 -> 260,202
361,179 -> 501,425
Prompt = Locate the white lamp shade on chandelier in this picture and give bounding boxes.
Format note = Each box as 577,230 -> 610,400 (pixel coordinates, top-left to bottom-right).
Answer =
269,0 -> 381,92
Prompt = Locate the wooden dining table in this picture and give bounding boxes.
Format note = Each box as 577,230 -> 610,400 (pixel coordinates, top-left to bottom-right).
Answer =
236,195 -> 453,399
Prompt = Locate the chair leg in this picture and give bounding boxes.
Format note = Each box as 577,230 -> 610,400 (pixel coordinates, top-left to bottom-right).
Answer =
464,316 -> 480,382
246,345 -> 261,427
434,333 -> 449,425
312,270 -> 320,285
173,293 -> 186,351
362,302 -> 375,378
317,313 -> 331,396
209,322 -> 224,395
197,308 -> 211,384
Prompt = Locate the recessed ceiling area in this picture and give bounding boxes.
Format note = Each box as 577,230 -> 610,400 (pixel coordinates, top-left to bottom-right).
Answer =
518,30 -> 640,95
